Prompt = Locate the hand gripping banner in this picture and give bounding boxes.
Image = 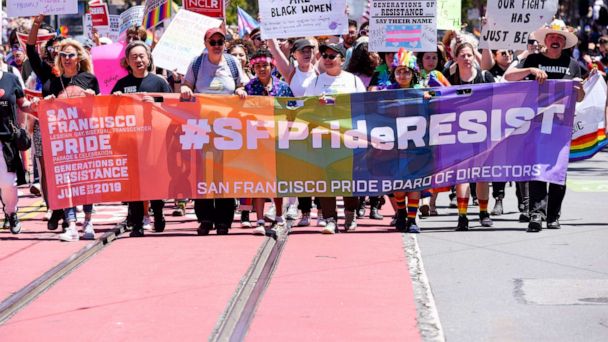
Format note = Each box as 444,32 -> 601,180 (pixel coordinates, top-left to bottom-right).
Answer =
39,81 -> 576,209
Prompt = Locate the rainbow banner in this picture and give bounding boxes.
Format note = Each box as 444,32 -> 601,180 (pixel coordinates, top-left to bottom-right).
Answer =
142,0 -> 172,29
570,73 -> 608,162
38,81 -> 576,209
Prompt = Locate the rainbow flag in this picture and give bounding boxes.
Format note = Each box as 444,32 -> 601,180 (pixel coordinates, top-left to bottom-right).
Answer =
570,128 -> 607,162
142,0 -> 172,29
237,7 -> 259,37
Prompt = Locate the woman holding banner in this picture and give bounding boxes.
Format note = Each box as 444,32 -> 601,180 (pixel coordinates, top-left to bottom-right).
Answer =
112,41 -> 172,238
443,42 -> 495,231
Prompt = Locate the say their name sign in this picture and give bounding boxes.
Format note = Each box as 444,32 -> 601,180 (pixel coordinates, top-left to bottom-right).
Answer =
259,0 -> 348,39
7,0 -> 78,17
183,0 -> 224,18
480,0 -> 558,50
369,0 -> 437,52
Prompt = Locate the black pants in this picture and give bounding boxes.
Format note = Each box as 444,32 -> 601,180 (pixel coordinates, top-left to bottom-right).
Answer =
319,197 -> 359,221
516,181 -> 529,212
194,199 -> 235,226
529,181 -> 565,221
492,182 -> 506,199
298,197 -> 321,213
358,196 -> 381,209
129,200 -> 165,229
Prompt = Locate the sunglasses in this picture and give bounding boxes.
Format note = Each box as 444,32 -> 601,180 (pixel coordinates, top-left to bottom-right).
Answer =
600,39 -> 608,44
321,53 -> 339,60
527,39 -> 537,45
500,51 -> 513,57
59,52 -> 77,59
252,35 -> 262,41
208,39 -> 225,47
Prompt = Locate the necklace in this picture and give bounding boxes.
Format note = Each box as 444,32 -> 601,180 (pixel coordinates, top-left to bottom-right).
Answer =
59,75 -> 73,97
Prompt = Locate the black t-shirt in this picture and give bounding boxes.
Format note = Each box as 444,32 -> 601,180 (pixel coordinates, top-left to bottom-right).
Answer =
517,53 -> 581,80
489,63 -> 507,80
43,71 -> 100,97
0,72 -> 24,140
111,73 -> 172,94
444,66 -> 495,85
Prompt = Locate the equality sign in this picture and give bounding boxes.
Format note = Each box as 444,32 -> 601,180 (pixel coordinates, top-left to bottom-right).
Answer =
152,9 -> 221,75
480,0 -> 558,50
369,0 -> 437,52
7,0 -> 78,17
39,81 -> 576,209
437,0 -> 460,30
570,73 -> 608,161
259,0 -> 348,39
183,0 -> 224,18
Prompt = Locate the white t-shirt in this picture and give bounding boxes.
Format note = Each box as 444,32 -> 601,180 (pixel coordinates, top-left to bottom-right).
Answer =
184,54 -> 245,95
304,71 -> 366,96
289,67 -> 317,97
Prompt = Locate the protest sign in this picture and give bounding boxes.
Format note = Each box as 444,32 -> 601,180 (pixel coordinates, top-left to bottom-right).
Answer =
152,9 -> 221,75
89,1 -> 110,27
7,0 -> 78,17
570,73 -> 608,161
142,0 -> 172,29
84,14 -> 121,43
183,0 -> 224,18
369,0 -> 437,52
258,0 -> 348,39
480,0 -> 558,50
119,5 -> 145,37
91,43 -> 128,95
39,81 -> 576,209
437,0 -> 460,30
16,32 -> 56,54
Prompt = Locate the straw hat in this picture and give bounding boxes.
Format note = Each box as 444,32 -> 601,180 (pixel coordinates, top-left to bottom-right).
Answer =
533,19 -> 578,49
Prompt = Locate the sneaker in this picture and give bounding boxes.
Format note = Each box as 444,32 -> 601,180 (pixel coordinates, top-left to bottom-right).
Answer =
344,210 -> 357,231
241,211 -> 252,228
82,221 -> 95,240
253,226 -> 266,235
2,217 -> 9,230
29,184 -> 42,197
518,213 -> 531,223
369,208 -> 383,220
285,205 -> 298,220
419,204 -> 430,217
356,206 -> 365,218
275,216 -> 285,226
297,213 -> 311,227
43,210 -> 52,221
455,215 -> 469,231
197,221 -> 212,236
264,204 -> 276,222
546,219 -> 561,229
317,213 -> 327,227
395,209 -> 407,232
216,223 -> 230,235
256,219 -> 265,228
491,199 -> 503,216
8,213 -> 21,234
407,218 -> 420,234
172,202 -> 186,217
527,214 -> 542,233
154,215 -> 166,232
59,226 -> 79,242
480,212 -> 493,227
142,216 -> 152,230
322,218 -> 337,234
129,227 -> 144,237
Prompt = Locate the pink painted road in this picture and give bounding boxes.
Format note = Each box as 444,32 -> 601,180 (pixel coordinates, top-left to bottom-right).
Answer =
0,196 -> 423,340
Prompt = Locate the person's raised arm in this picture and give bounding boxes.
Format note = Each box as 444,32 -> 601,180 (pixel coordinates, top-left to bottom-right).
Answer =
481,48 -> 494,71
267,38 -> 294,83
26,15 -> 52,82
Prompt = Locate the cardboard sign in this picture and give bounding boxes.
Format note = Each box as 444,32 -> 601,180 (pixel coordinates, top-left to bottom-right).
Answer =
84,14 -> 121,43
437,0 -> 460,30
90,2 -> 110,27
119,5 -> 145,36
152,9 -> 222,75
480,0 -> 558,50
183,0 -> 224,18
369,0 -> 437,52
7,0 -> 78,17
259,0 -> 348,39
91,42 -> 128,94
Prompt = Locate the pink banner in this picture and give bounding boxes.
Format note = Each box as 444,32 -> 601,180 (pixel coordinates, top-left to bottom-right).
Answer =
91,42 -> 127,95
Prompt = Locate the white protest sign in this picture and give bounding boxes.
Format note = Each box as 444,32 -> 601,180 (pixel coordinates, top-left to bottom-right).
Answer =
437,0 -> 460,30
480,0 -> 558,50
152,9 -> 221,75
84,14 -> 121,43
119,5 -> 145,36
573,72 -> 607,142
7,0 -> 78,17
369,0 -> 437,52
259,0 -> 348,39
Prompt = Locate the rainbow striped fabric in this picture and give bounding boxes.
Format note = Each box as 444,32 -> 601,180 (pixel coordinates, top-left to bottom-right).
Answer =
570,128 -> 607,162
142,0 -> 172,29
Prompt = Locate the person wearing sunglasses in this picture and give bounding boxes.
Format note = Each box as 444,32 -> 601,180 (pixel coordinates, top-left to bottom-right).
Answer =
249,28 -> 266,51
304,43 -> 366,234
181,27 -> 247,236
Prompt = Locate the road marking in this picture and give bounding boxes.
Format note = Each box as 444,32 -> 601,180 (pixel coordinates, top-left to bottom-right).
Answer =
18,200 -> 46,221
566,179 -> 608,192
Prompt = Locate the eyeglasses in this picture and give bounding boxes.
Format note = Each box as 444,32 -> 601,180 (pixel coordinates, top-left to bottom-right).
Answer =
321,53 -> 339,60
527,39 -> 537,45
47,46 -> 59,54
208,39 -> 225,47
59,52 -> 77,59
500,51 -> 513,57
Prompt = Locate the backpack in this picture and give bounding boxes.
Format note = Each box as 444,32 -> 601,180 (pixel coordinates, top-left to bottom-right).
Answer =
192,52 -> 240,90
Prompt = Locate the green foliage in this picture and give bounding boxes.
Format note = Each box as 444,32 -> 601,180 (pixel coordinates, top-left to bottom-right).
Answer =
224,0 -> 259,26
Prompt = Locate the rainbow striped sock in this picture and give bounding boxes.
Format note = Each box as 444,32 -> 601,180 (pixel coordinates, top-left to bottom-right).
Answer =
394,192 -> 406,210
407,204 -> 418,219
479,199 -> 489,214
457,197 -> 469,215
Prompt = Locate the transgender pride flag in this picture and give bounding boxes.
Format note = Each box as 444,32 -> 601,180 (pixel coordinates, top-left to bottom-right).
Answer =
238,7 -> 259,37
385,25 -> 421,49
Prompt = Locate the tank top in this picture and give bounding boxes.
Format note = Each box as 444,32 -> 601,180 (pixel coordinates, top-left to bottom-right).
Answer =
289,66 -> 317,97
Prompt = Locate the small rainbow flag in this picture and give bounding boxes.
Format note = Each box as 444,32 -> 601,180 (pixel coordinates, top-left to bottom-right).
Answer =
142,0 -> 172,29
569,128 -> 607,162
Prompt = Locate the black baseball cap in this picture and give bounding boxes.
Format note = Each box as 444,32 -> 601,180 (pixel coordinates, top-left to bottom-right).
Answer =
291,39 -> 314,53
319,43 -> 345,57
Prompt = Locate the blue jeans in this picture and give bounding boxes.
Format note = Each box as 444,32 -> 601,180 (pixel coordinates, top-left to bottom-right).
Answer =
64,205 -> 93,222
